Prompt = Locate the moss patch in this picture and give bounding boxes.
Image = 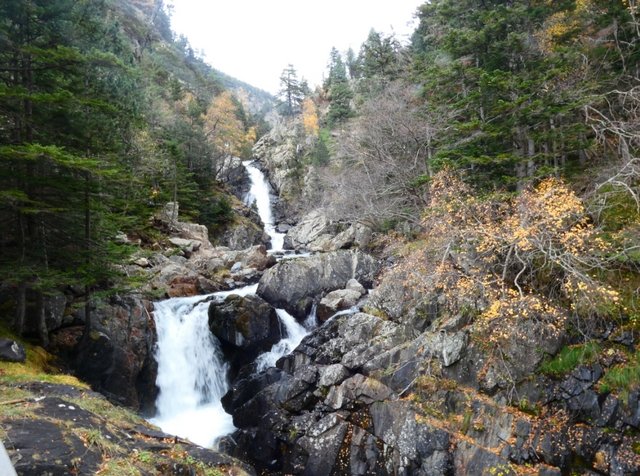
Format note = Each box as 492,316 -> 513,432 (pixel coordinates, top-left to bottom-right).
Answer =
540,342 -> 601,377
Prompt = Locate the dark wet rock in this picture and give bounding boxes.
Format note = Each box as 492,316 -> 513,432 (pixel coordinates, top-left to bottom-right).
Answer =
0,338 -> 26,363
317,364 -> 351,388
257,250 -> 379,319
2,383 -> 255,476
8,417 -> 102,475
317,288 -> 363,323
275,365 -> 319,413
209,294 -> 282,377
454,440 -> 514,475
71,294 -> 156,409
325,374 -> 394,410
222,367 -> 286,414
370,400 -> 452,474
296,414 -> 350,476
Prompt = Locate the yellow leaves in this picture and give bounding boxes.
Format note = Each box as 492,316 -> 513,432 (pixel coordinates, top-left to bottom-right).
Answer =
302,98 -> 319,137
564,277 -> 623,318
202,91 -> 254,158
536,0 -> 594,53
478,294 -> 567,347
174,90 -> 197,117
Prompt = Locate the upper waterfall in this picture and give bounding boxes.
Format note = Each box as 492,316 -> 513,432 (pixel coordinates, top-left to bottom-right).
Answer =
242,160 -> 285,252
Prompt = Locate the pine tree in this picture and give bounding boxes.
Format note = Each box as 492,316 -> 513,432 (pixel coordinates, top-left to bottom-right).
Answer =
326,49 -> 353,124
0,0 -> 141,343
277,64 -> 305,116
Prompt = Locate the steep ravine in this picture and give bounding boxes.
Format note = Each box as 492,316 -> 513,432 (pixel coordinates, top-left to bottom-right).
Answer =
214,134 -> 639,475
2,141 -> 638,475
141,145 -> 639,475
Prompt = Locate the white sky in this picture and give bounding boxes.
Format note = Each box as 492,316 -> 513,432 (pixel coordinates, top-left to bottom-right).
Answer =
168,0 -> 424,94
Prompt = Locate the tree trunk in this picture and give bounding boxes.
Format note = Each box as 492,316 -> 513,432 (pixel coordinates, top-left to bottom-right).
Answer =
36,290 -> 49,348
14,283 -> 26,336
527,135 -> 536,178
81,172 -> 92,346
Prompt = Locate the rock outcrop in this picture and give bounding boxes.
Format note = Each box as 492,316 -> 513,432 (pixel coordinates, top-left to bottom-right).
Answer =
1,381 -> 254,475
209,294 -> 282,378
51,294 -> 157,411
283,210 -> 373,252
256,250 -> 379,319
251,124 -> 299,202
223,270 -> 640,475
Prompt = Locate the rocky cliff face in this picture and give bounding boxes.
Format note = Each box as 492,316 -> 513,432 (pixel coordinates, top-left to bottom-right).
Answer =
24,199 -> 276,412
220,262 -> 640,475
251,118 -> 323,222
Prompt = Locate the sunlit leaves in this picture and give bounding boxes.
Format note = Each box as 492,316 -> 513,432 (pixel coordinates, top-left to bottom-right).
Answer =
203,91 -> 254,158
302,98 -> 319,137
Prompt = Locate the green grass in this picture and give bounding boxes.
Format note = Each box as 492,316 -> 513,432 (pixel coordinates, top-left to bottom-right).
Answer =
0,333 -> 89,388
540,342 -> 601,377
598,350 -> 640,403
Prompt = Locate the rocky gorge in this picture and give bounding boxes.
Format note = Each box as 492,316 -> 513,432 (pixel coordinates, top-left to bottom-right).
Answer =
2,135 -> 639,476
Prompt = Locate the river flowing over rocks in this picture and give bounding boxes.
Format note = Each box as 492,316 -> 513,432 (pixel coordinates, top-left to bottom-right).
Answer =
142,150 -> 639,475
13,144 -> 636,475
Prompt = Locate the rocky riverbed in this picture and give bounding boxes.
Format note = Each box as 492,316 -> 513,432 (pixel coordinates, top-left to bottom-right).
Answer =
2,148 -> 639,475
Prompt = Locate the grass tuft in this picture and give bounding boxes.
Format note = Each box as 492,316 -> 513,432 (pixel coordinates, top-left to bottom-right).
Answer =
540,342 -> 601,377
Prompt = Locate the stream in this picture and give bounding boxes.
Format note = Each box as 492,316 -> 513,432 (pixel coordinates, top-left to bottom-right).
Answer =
149,161 -> 311,448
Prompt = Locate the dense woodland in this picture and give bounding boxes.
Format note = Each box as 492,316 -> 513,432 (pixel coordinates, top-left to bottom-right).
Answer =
281,0 -> 640,399
0,0 -> 639,474
0,0 -> 263,342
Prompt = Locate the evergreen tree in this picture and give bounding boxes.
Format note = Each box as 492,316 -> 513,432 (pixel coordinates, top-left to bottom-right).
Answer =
359,29 -> 401,81
410,0 -> 610,189
277,64 -> 305,116
345,47 -> 361,80
325,49 -> 353,124
0,0 -> 140,342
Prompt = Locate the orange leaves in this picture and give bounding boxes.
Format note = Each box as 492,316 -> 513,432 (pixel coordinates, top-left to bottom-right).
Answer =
202,91 -> 253,158
301,98 -> 319,137
391,169 -> 620,329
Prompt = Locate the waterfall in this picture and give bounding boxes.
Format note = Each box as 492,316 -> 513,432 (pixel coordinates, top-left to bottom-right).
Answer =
150,295 -> 232,447
150,160 -> 308,448
255,309 -> 309,372
150,284 -> 257,447
243,160 -> 285,252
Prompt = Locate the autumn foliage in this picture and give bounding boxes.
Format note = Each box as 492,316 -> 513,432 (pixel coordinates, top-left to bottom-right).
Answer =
391,169 -> 627,339
302,98 -> 319,137
203,91 -> 256,159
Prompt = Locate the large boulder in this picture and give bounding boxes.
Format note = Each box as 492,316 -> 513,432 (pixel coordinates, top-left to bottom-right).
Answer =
256,250 -> 379,319
283,211 -> 373,252
283,210 -> 335,251
218,220 -> 268,250
316,280 -> 366,322
66,295 -> 156,410
0,338 -> 26,363
209,294 -> 282,377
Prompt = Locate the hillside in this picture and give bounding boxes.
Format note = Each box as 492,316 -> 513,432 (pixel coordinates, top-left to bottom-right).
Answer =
1,0 -> 639,475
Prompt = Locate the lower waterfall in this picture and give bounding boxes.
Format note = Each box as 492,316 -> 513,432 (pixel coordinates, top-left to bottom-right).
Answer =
150,295 -> 232,447
150,285 -> 257,447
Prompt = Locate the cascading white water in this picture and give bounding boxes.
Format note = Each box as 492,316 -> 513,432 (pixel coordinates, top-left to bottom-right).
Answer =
150,295 -> 232,447
150,160 -> 310,448
255,309 -> 309,372
151,284 -> 257,447
243,160 -> 285,252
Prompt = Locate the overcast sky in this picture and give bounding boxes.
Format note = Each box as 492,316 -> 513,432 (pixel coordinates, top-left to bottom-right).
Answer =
168,0 -> 425,94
